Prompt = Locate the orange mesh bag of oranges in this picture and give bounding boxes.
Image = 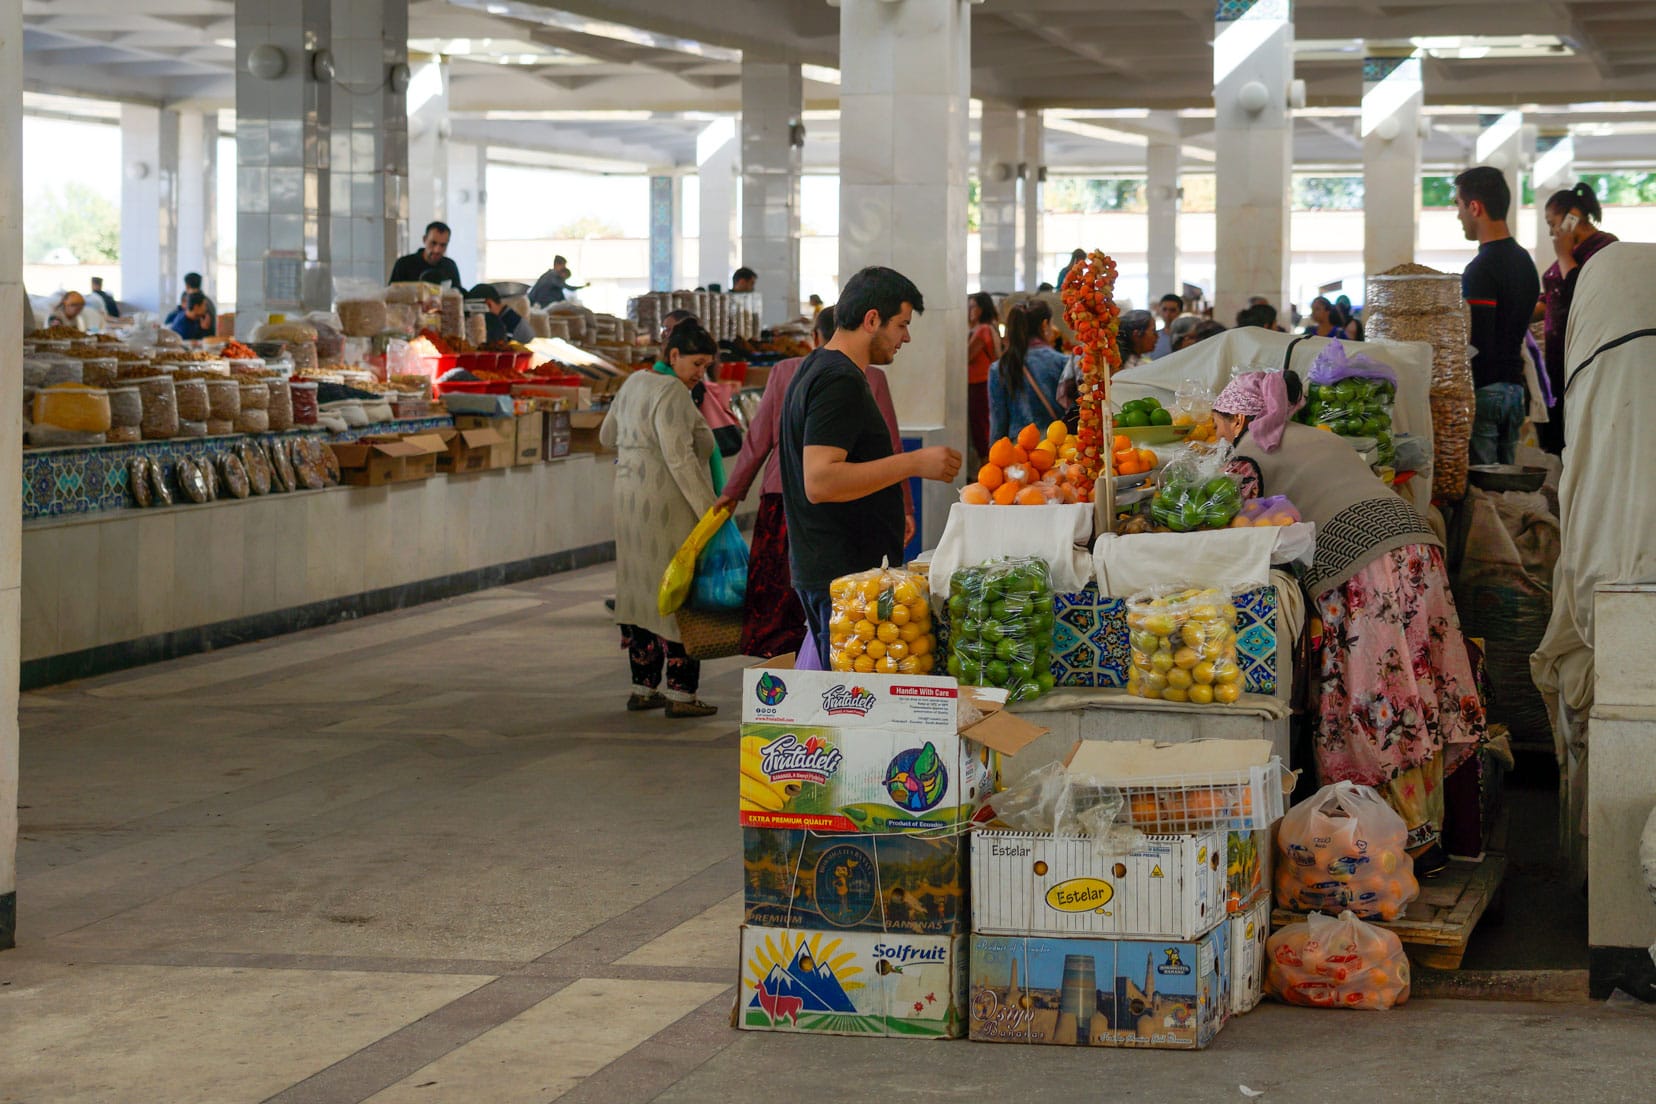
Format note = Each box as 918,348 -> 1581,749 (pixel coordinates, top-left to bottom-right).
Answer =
1265,909 -> 1411,1011
826,561 -> 936,675
959,421 -> 1089,506
1231,495 -> 1302,528
1274,781 -> 1419,922
1124,584 -> 1243,706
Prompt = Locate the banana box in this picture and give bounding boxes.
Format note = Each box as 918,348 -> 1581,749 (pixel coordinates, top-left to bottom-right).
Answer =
743,828 -> 969,935
740,661 -> 1045,833
1229,894 -> 1271,1016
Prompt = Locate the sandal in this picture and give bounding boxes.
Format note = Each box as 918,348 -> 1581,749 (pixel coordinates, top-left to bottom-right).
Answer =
627,691 -> 667,712
665,699 -> 719,719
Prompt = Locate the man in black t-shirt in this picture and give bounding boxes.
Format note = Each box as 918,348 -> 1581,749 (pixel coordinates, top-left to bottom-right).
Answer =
780,266 -> 963,666
1455,166 -> 1541,466
388,221 -> 463,288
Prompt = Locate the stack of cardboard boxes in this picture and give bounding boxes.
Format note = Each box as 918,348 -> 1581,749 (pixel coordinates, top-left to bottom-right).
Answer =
968,740 -> 1285,1050
735,661 -> 1042,1040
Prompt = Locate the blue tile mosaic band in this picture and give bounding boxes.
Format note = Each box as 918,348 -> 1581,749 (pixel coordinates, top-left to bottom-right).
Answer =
1362,56 -> 1412,84
1216,0 -> 1289,22
22,416 -> 455,520
650,175 -> 676,292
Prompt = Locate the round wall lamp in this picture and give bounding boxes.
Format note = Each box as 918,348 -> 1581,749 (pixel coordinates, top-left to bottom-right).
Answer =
1374,116 -> 1402,143
389,62 -> 411,94
311,49 -> 335,83
247,44 -> 287,81
125,161 -> 151,181
1237,80 -> 1269,114
1288,78 -> 1307,111
989,161 -> 1013,183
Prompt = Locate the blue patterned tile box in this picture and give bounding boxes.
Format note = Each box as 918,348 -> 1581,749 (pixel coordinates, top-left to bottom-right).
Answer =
1050,583 -> 1280,695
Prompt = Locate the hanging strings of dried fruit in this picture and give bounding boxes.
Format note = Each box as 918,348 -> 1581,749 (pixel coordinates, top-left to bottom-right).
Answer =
1059,250 -> 1121,500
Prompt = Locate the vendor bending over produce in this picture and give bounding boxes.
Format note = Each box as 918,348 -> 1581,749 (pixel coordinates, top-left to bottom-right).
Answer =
1212,369 -> 1486,876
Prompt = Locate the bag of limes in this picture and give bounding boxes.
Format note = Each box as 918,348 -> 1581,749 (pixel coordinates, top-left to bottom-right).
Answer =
944,557 -> 1058,703
1298,340 -> 1397,465
1125,584 -> 1244,705
827,561 -> 936,675
1148,444 -> 1243,532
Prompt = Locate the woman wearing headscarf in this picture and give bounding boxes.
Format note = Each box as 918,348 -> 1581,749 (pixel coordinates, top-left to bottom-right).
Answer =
1212,368 -> 1486,875
1533,181 -> 1618,454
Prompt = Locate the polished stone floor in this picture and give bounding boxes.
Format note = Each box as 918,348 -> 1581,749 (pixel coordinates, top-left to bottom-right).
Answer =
3,564 -> 1651,1104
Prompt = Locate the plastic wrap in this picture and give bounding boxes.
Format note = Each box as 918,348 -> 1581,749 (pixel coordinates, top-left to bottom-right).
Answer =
1265,910 -> 1411,1010
1126,584 -> 1242,706
1365,264 -> 1473,498
106,426 -> 141,444
1301,341 -> 1397,464
134,377 -> 178,439
321,399 -> 368,428
266,378 -> 294,431
945,557 -> 1057,702
289,381 -> 319,425
234,407 -> 270,434
237,382 -> 269,411
466,312 -> 487,347
1275,781 -> 1418,921
385,302 -> 418,334
28,425 -> 106,447
288,341 -> 319,374
827,562 -> 936,675
108,386 -> 142,431
240,441 -> 272,494
269,441 -> 296,492
129,457 -> 153,506
176,457 -> 210,503
34,383 -> 111,433
219,451 -> 251,498
251,320 -> 319,344
72,356 -> 117,388
338,298 -> 388,337
171,377 -> 209,421
176,420 -> 207,438
1149,445 -> 1243,531
309,315 -> 345,364
205,377 -> 241,422
1233,495 -> 1301,527
40,357 -> 83,386
439,287 -> 464,337
205,418 -> 234,436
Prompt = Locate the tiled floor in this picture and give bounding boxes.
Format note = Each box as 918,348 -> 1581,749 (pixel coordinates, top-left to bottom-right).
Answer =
3,564 -> 1651,1103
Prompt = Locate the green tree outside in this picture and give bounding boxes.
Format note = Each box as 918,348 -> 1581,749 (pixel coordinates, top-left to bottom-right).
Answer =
25,182 -> 120,264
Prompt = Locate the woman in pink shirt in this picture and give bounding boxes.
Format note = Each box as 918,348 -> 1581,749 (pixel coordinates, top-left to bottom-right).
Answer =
715,306 -> 915,657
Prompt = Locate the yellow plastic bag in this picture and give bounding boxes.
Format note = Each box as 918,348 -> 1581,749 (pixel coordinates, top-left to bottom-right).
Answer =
658,505 -> 731,616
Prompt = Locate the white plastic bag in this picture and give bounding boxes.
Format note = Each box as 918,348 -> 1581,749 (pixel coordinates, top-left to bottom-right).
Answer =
1275,780 -> 1418,921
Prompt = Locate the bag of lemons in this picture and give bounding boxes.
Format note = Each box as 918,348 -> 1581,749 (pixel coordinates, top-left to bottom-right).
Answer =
658,505 -> 731,617
1125,584 -> 1243,705
827,560 -> 935,675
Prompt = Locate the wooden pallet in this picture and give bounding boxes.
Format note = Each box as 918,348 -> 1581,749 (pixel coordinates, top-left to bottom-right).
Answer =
1272,854 -> 1508,970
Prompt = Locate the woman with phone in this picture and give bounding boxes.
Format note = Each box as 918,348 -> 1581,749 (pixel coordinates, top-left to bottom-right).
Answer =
1535,182 -> 1618,453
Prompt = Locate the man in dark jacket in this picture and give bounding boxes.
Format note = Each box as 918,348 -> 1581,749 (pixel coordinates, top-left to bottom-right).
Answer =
388,222 -> 463,287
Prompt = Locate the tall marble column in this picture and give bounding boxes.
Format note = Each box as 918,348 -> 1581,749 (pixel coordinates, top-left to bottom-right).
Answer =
445,142 -> 485,284
1019,109 -> 1043,292
175,111 -> 219,299
650,174 -> 680,292
697,118 -> 738,291
330,0 -> 409,287
1146,115 -> 1182,301
406,58 -> 449,252
741,60 -> 802,323
1531,131 -> 1574,272
1361,53 -> 1423,274
1212,0 -> 1293,322
234,0 -> 332,333
838,0 -> 971,544
0,0 -> 23,950
120,104 -> 180,314
1476,111 -> 1526,236
978,102 -> 1019,295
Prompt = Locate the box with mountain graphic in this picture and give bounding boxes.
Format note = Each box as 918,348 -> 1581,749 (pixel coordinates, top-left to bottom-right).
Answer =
742,829 -> 969,935
736,925 -> 966,1038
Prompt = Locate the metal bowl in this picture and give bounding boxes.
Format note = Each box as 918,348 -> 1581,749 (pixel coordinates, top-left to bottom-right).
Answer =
489,280 -> 530,298
1467,464 -> 1547,493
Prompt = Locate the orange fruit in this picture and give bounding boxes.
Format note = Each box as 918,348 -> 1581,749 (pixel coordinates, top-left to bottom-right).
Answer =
1113,434 -> 1131,453
1028,447 -> 1055,473
978,463 -> 1005,490
1009,445 -> 1029,465
993,481 -> 1019,506
1015,485 -> 1046,506
988,439 -> 1016,467
1137,448 -> 1157,469
1017,424 -> 1042,452
960,483 -> 991,505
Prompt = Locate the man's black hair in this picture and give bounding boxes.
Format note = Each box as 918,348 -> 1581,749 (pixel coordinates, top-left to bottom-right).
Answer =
664,318 -> 718,359
183,272 -> 203,289
424,221 -> 452,238
1454,166 -> 1511,222
1159,293 -> 1184,308
834,266 -> 924,332
733,266 -> 757,284
185,291 -> 207,310
813,304 -> 836,344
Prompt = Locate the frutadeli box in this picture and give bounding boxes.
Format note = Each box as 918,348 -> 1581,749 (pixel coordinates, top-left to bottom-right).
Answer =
742,828 -> 968,936
740,661 -> 1044,834
735,925 -> 965,1039
969,924 -> 1231,1050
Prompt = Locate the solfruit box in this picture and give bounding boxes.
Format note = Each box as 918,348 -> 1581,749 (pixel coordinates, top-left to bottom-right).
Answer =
743,828 -> 968,935
740,661 -> 1043,833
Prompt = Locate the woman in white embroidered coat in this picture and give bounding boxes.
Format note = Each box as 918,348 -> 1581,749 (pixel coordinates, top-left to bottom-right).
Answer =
600,320 -> 720,717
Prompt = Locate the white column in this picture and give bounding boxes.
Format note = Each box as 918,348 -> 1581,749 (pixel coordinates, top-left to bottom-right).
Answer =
0,0 -> 22,950
839,0 -> 971,545
1531,132 -> 1574,272
445,142 -> 485,283
175,111 -> 219,297
741,60 -> 803,324
1146,113 -> 1182,301
1476,110 -> 1525,236
406,58 -> 449,248
1361,54 -> 1423,274
1019,109 -> 1043,292
120,104 -> 180,314
978,102 -> 1019,295
331,0 -> 410,287
697,118 -> 738,290
1213,0 -> 1293,322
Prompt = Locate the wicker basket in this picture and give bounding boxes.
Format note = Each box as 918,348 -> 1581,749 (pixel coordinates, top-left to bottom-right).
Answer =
675,607 -> 745,661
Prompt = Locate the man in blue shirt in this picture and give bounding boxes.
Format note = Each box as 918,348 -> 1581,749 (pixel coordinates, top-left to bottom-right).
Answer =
168,292 -> 213,340
1150,293 -> 1183,359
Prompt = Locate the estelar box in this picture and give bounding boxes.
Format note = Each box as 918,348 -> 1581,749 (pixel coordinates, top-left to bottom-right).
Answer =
736,926 -> 965,1039
969,924 -> 1231,1049
742,829 -> 968,936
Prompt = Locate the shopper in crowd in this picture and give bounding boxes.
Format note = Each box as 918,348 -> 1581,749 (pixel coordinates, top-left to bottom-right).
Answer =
732,267 -> 758,294
1036,282 -> 1055,293
967,292 -> 1003,462
1455,165 -> 1541,465
1176,319 -> 1226,351
1533,181 -> 1618,455
388,221 -> 463,288
528,255 -> 584,307
47,290 -> 87,331
466,284 -> 534,344
1334,294 -> 1364,340
716,306 -> 914,658
1056,248 -> 1086,290
1150,293 -> 1184,359
1302,296 -> 1349,338
989,299 -> 1067,443
808,294 -> 824,317
1213,368 -> 1483,876
1235,303 -> 1279,331
167,292 -> 213,340
600,319 -> 722,719
88,276 -> 119,319
165,272 -> 217,333
1117,309 -> 1157,371
1166,314 -> 1201,351
780,266 -> 963,667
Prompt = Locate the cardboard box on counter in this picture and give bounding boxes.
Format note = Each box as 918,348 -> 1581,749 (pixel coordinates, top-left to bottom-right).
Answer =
449,415 -> 517,470
543,410 -> 572,459
568,410 -> 611,454
1229,894 -> 1270,1016
332,433 -> 446,486
512,410 -> 543,465
969,924 -> 1231,1050
742,829 -> 968,936
740,660 -> 1045,834
437,426 -> 508,474
736,926 -> 965,1039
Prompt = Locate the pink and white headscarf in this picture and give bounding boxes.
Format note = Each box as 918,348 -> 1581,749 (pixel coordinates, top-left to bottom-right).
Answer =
1214,371 -> 1301,452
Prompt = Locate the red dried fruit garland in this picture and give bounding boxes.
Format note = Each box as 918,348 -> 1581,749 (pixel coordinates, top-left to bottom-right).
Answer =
1059,251 -> 1121,500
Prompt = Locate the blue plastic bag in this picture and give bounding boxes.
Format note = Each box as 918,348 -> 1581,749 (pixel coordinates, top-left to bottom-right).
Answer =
690,516 -> 748,611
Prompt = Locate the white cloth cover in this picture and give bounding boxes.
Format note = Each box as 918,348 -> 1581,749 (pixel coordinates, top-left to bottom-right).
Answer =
928,502 -> 1095,599
1092,524 -> 1315,597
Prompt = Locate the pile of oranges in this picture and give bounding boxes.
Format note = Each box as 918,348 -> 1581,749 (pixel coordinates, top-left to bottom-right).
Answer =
1109,435 -> 1160,478
960,422 -> 1090,506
